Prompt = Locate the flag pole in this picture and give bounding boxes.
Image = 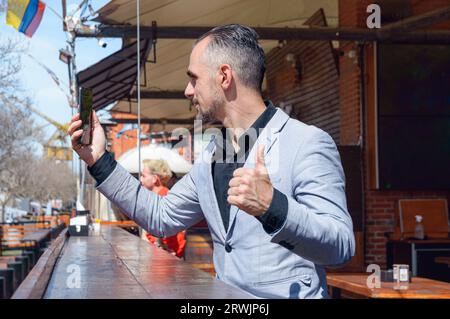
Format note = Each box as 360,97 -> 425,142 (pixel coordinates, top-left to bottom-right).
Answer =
40,0 -> 64,21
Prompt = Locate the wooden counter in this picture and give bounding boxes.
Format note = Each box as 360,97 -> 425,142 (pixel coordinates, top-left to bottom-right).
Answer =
327,273 -> 450,299
13,226 -> 253,299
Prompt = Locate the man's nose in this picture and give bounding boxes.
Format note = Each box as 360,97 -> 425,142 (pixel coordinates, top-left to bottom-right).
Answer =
184,82 -> 194,99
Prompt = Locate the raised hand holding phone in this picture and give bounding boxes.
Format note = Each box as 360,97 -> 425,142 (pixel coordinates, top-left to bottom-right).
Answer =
79,87 -> 93,145
67,89 -> 106,167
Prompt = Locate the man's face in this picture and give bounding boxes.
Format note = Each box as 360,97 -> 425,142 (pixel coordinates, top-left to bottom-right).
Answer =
184,38 -> 223,122
140,167 -> 157,190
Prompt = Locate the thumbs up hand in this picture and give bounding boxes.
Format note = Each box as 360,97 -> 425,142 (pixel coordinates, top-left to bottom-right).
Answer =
227,145 -> 274,217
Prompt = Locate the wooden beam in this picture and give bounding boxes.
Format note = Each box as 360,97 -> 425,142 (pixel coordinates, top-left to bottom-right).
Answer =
112,118 -> 195,125
75,25 -> 450,44
381,6 -> 450,33
129,90 -> 186,100
76,25 -> 377,40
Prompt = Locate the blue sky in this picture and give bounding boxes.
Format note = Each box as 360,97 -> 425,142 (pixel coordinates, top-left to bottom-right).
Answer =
0,0 -> 122,154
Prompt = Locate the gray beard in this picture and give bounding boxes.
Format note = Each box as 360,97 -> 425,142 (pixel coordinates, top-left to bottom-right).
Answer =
196,94 -> 222,123
198,107 -> 217,123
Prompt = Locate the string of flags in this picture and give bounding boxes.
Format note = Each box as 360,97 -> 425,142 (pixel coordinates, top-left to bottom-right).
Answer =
5,0 -> 46,37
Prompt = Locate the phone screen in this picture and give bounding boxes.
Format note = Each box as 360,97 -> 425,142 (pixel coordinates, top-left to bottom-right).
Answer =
79,87 -> 93,145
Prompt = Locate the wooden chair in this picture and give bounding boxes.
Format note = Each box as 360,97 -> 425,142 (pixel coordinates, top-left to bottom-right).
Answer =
398,199 -> 449,239
386,199 -> 449,240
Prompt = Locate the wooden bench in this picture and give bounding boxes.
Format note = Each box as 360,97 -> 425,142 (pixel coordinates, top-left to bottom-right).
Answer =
0,256 -> 19,262
0,276 -> 5,299
0,223 -> 67,299
0,268 -> 14,298
0,256 -> 25,294
1,224 -> 53,254
0,252 -> 44,298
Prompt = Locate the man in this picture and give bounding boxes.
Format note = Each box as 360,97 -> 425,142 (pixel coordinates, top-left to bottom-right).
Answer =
68,24 -> 355,299
140,159 -> 186,258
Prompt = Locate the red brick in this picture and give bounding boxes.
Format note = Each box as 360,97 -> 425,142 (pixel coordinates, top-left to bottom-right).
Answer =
266,13 -> 341,142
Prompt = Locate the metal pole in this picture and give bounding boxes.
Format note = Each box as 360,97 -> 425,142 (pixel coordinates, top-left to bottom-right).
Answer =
137,0 -> 141,181
68,53 -> 75,176
67,32 -> 83,208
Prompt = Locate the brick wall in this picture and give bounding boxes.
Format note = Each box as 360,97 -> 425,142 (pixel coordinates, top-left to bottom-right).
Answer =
339,0 -> 372,28
107,112 -> 150,160
266,9 -> 341,143
339,0 -> 450,267
365,190 -> 450,265
339,0 -> 372,145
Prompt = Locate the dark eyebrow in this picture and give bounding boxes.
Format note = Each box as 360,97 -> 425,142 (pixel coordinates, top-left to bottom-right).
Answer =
187,70 -> 198,79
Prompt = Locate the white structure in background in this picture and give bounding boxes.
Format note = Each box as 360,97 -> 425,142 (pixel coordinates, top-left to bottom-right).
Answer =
30,201 -> 41,215
118,144 -> 192,176
45,201 -> 52,216
3,206 -> 28,223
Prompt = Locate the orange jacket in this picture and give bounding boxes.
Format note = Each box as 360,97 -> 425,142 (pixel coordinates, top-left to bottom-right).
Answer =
146,187 -> 186,258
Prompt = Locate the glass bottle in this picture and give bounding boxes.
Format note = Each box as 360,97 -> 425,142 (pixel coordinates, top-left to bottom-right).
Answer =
414,215 -> 425,240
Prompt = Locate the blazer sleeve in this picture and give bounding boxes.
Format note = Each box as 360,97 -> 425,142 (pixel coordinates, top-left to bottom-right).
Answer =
96,163 -> 204,237
269,128 -> 355,266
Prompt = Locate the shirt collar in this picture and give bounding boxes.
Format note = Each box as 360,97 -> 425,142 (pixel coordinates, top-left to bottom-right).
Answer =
213,100 -> 277,162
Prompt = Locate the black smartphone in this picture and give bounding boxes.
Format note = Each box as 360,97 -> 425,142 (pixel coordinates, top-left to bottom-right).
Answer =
78,87 -> 93,145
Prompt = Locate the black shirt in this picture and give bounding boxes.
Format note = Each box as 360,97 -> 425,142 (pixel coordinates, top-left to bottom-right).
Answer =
211,101 -> 288,233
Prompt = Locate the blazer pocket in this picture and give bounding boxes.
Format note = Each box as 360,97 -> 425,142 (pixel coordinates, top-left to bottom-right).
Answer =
254,274 -> 312,287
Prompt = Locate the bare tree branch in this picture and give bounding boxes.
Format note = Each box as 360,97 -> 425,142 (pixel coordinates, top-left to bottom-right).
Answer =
0,36 -> 49,221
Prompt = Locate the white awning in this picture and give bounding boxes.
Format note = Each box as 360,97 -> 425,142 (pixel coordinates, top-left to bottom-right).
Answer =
117,144 -> 192,175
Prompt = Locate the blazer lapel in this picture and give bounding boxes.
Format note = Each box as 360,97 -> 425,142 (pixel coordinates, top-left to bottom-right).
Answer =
226,108 -> 290,238
201,136 -> 228,240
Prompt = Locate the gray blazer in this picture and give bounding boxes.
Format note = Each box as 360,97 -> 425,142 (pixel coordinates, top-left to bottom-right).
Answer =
97,108 -> 355,299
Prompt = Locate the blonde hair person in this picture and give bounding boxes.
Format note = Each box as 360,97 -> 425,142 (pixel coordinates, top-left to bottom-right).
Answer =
141,159 -> 173,188
139,159 -> 186,258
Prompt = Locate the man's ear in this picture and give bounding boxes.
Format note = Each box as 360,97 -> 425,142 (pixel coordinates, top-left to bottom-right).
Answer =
219,64 -> 233,90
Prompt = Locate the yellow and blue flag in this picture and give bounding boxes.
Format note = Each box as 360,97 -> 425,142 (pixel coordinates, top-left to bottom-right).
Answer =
6,0 -> 46,37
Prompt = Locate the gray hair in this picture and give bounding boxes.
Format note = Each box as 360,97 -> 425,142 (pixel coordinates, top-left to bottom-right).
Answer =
195,24 -> 266,92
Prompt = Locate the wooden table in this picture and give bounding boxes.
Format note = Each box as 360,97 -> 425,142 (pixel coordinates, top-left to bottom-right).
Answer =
13,226 -> 253,299
327,273 -> 450,299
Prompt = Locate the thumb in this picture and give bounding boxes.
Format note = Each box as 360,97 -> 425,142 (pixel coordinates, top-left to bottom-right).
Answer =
255,144 -> 266,169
